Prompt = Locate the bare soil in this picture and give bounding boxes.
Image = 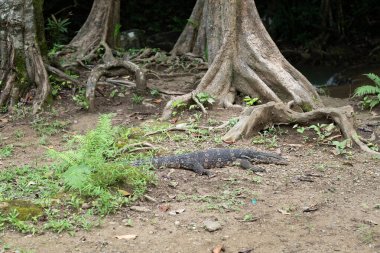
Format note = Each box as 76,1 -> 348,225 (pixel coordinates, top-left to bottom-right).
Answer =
0,81 -> 380,253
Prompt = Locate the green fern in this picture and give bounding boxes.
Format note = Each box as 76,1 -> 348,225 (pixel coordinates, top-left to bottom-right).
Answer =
49,114 -> 155,214
354,73 -> 380,109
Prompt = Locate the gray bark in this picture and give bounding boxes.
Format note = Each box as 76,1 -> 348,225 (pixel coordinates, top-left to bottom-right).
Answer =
0,0 -> 50,113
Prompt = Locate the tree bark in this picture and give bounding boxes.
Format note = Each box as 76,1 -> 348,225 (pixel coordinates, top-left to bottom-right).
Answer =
165,0 -> 321,119
65,0 -> 120,62
0,0 -> 50,113
58,0 -> 146,110
164,0 -> 377,155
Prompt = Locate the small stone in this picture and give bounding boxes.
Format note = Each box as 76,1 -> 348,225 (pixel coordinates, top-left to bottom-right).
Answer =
168,181 -> 179,188
81,203 -> 91,209
174,221 -> 180,226
203,219 -> 222,232
130,206 -> 151,212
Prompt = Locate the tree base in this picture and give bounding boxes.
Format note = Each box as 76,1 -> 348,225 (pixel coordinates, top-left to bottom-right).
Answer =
222,102 -> 379,155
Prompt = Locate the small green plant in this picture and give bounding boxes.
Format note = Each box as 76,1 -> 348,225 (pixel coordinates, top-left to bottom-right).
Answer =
73,88 -> 90,110
1,106 -> 8,113
357,224 -> 375,244
44,219 -> 74,233
308,123 -> 335,142
48,44 -> 65,58
32,118 -> 68,136
195,92 -> 215,105
46,15 -> 70,44
227,118 -> 239,128
243,96 -> 260,106
192,112 -> 202,122
293,124 -> 306,134
14,130 -> 25,139
49,71 -> 78,97
353,73 -> 380,109
243,213 -> 256,222
367,142 -> 379,152
150,88 -> 160,97
0,145 -> 14,158
251,176 -> 262,184
132,93 -> 144,104
332,139 -> 350,155
252,128 -> 279,148
171,99 -> 187,116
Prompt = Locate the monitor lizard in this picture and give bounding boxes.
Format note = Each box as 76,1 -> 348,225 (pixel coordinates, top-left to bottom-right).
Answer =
132,148 -> 288,175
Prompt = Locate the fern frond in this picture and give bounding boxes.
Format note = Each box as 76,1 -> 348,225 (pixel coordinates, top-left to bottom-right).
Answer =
369,99 -> 380,109
364,73 -> 380,87
62,164 -> 92,190
354,85 -> 380,97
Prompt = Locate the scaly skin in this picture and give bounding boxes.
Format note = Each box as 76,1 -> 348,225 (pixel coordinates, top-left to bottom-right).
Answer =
132,148 -> 288,175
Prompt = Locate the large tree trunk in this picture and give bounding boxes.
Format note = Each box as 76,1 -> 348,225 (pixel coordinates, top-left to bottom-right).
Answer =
165,0 -> 377,155
65,0 -> 120,62
57,0 -> 145,111
166,0 -> 321,116
0,0 -> 50,113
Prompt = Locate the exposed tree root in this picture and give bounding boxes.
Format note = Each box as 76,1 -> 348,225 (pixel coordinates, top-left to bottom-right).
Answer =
25,46 -> 50,114
160,0 -> 380,154
86,58 -> 146,110
45,65 -> 83,87
222,102 -> 379,155
0,39 -> 16,108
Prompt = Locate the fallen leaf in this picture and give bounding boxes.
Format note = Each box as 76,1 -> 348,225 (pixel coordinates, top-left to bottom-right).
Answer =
118,189 -> 131,197
158,205 -> 170,212
212,244 -> 224,253
153,99 -> 162,104
115,234 -> 137,240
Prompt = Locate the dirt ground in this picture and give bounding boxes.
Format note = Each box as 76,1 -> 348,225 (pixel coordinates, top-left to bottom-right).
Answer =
0,83 -> 380,253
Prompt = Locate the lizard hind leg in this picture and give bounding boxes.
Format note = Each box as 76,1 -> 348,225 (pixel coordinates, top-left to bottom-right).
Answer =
184,160 -> 210,176
238,159 -> 266,173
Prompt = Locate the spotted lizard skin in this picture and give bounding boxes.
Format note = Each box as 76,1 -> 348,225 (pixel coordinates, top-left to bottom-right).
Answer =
133,148 -> 288,175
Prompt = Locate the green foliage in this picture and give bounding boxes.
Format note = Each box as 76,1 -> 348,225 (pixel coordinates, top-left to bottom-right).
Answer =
188,92 -> 215,111
332,139 -> 350,155
46,15 -> 70,44
227,118 -> 239,129
172,99 -> 187,109
5,210 -> 37,234
308,123 -> 335,142
150,88 -> 160,97
49,71 -> 78,97
132,94 -> 144,104
73,88 -> 90,110
49,114 -> 154,215
171,99 -> 187,116
293,124 -> 306,134
32,118 -> 68,136
243,96 -> 260,106
0,145 -> 14,158
196,92 -> 215,105
48,44 -> 65,58
354,73 -> 380,110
